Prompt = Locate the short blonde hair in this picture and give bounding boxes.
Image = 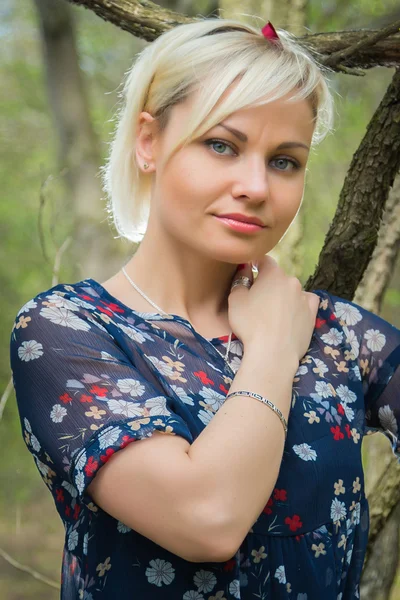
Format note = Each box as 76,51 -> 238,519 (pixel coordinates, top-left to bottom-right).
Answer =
100,17 -> 335,244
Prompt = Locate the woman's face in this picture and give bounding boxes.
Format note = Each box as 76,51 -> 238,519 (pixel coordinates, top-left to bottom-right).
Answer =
137,87 -> 315,265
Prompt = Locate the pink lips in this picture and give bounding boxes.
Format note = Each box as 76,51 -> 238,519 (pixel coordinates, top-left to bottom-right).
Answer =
214,215 -> 264,233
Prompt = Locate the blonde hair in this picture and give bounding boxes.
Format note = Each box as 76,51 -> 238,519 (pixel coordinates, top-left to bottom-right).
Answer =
100,17 -> 335,244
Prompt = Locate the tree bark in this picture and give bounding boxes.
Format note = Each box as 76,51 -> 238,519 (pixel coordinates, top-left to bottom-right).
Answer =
305,67 -> 400,299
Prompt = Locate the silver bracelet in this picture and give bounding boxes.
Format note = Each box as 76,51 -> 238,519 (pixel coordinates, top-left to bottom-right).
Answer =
225,390 -> 288,439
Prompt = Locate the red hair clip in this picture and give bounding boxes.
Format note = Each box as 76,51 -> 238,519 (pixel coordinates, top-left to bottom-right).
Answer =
261,21 -> 280,41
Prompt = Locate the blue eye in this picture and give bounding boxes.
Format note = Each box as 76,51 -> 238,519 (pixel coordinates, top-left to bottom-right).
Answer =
204,139 -> 300,171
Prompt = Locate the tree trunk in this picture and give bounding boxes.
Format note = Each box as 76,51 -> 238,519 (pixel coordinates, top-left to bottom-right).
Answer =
34,0 -> 126,281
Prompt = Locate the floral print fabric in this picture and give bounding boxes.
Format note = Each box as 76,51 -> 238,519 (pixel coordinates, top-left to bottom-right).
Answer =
9,278 -> 400,600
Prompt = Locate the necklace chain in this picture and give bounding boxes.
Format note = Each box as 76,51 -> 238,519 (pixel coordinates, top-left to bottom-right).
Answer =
121,266 -> 233,365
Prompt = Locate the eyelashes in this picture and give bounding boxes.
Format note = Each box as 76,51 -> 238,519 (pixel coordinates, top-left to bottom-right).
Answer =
204,138 -> 301,171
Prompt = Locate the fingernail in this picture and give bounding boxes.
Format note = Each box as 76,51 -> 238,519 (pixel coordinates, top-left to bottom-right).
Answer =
237,263 -> 246,270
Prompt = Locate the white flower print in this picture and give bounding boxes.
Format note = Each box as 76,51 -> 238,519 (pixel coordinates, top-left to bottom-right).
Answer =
117,521 -> 132,533
352,365 -> 361,381
75,451 -> 87,471
315,381 -> 333,398
312,358 -> 329,376
24,418 -> 32,433
198,387 -> 226,411
183,591 -> 204,600
30,434 -> 41,452
334,302 -> 362,326
40,306 -> 91,331
331,498 -> 347,523
35,458 -> 50,477
98,426 -> 121,450
70,297 -> 95,311
378,405 -> 398,434
83,532 -> 88,555
297,595 -> 308,600
101,351 -> 119,362
229,580 -> 241,599
68,529 -> 79,551
75,471 -> 85,494
170,385 -> 195,406
343,326 -> 360,359
146,356 -> 175,377
118,323 -> 147,343
50,404 -> 67,423
293,443 -> 317,461
145,558 -> 175,587
193,570 -> 217,593
62,480 -> 78,498
320,328 -> 343,346
295,364 -> 308,377
107,399 -> 143,418
336,385 -> 357,404
117,378 -> 146,396
274,565 -> 286,584
17,298 -> 37,315
18,340 -> 43,362
44,293 -> 81,311
343,404 -> 355,422
145,396 -> 172,417
198,409 -> 214,427
351,502 -> 361,525
364,329 -> 386,352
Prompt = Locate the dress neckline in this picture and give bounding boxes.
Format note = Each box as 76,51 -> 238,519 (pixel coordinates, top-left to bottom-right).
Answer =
83,278 -> 239,345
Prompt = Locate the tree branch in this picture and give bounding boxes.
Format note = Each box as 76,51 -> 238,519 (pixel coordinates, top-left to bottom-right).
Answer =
64,0 -> 400,71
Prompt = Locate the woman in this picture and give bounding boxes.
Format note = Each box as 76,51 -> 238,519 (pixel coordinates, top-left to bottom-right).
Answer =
9,17 -> 400,599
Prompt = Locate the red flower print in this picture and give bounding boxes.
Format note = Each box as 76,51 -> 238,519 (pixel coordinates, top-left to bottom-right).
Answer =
285,514 -> 303,532
55,488 -> 65,503
100,300 -> 125,314
329,313 -> 336,321
79,294 -> 94,301
120,435 -> 135,449
60,393 -> 72,404
100,448 -> 115,463
80,394 -> 93,403
219,384 -> 230,394
84,456 -> 99,476
69,556 -> 77,575
97,306 -> 113,317
223,558 -> 236,572
65,505 -> 71,517
194,371 -> 214,385
330,425 -> 344,441
337,403 -> 345,416
315,318 -> 326,328
344,423 -> 352,438
273,488 -> 287,502
73,504 -> 81,520
89,385 -> 108,397
263,498 -> 274,515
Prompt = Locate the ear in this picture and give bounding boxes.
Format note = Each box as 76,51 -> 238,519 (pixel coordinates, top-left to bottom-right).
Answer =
135,112 -> 159,173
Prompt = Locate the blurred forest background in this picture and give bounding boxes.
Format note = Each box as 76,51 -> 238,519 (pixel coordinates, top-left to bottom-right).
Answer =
1,0 -> 400,598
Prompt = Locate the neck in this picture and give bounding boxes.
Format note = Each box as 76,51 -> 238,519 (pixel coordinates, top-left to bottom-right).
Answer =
123,232 -> 242,325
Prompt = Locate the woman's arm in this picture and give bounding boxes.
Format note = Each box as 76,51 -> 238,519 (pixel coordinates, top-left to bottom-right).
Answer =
88,342 -> 297,563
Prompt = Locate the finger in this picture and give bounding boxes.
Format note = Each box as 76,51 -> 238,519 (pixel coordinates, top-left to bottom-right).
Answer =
231,263 -> 254,290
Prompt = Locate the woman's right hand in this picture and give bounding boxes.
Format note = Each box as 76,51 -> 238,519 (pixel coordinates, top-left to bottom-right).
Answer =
228,255 -> 320,362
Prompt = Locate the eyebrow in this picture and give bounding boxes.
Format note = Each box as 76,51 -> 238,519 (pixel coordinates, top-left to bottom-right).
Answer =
216,122 -> 310,151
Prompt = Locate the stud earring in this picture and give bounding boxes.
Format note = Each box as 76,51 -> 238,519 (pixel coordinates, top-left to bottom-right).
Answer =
143,162 -> 149,170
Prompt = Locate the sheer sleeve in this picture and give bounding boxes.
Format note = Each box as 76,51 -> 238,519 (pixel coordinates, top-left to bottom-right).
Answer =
328,292 -> 400,459
9,291 -> 194,502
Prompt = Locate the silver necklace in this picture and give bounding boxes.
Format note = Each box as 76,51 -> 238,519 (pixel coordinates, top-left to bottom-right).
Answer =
121,266 -> 233,366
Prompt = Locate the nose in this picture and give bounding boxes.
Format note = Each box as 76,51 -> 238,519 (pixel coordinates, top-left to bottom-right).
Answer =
232,160 -> 269,203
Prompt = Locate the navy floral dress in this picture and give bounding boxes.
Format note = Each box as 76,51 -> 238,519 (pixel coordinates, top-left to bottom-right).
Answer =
9,278 -> 400,600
